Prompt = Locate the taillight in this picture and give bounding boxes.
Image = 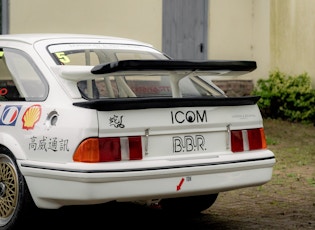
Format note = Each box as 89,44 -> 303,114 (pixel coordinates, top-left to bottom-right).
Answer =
73,136 -> 143,162
231,128 -> 267,152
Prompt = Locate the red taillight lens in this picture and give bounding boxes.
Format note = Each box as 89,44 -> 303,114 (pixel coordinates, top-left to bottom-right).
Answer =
128,136 -> 143,160
231,130 -> 244,152
231,128 -> 267,153
73,136 -> 143,162
99,137 -> 121,162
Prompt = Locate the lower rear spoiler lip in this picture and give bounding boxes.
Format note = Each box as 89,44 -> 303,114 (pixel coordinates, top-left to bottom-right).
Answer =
73,96 -> 261,111
91,60 -> 257,75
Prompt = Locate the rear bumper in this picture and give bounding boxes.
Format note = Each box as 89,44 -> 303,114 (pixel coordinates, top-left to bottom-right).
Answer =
19,150 -> 275,209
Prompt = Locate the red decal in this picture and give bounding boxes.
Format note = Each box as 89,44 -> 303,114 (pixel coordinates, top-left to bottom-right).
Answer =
10,110 -> 18,123
176,178 -> 185,191
22,104 -> 42,130
0,88 -> 8,96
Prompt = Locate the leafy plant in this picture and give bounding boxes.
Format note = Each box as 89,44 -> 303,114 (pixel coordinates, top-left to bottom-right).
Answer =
252,70 -> 315,123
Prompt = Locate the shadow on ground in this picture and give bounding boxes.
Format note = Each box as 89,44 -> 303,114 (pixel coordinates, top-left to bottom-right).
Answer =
24,202 -> 247,230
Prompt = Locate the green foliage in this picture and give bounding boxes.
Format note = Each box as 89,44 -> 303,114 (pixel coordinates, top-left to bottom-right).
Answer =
252,70 -> 315,123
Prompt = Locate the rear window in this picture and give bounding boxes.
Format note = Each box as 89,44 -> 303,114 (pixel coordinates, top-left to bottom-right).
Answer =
77,74 -> 224,99
48,44 -> 225,99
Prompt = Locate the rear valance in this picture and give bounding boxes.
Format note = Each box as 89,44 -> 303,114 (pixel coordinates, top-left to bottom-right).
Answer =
73,96 -> 261,111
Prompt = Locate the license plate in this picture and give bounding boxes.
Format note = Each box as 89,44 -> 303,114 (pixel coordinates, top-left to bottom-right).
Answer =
147,132 -> 225,157
172,135 -> 206,153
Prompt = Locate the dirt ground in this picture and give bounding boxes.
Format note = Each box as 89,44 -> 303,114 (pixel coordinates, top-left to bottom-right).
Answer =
24,120 -> 314,229
26,185 -> 314,230
205,179 -> 315,229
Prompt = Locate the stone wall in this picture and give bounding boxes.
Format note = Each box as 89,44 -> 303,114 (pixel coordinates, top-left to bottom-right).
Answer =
213,80 -> 254,97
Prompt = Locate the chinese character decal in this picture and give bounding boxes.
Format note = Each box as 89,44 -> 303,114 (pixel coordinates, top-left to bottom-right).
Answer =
29,136 -> 69,152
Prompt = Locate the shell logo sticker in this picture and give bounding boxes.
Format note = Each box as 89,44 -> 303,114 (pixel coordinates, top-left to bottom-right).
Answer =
22,104 -> 42,130
0,105 -> 22,126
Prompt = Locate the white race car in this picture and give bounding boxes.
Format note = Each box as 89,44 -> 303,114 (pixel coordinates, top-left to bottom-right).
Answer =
0,34 -> 275,229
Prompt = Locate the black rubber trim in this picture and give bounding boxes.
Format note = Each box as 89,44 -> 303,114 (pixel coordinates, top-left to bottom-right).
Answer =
20,156 -> 275,174
73,96 -> 260,111
91,60 -> 257,74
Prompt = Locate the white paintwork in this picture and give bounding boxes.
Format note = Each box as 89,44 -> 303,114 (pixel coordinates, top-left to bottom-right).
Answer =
0,34 -> 275,209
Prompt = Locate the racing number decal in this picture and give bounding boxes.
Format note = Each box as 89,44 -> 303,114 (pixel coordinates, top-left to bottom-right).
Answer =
55,52 -> 70,64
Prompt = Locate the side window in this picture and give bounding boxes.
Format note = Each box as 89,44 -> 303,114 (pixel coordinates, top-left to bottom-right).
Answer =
0,48 -> 48,101
0,49 -> 21,100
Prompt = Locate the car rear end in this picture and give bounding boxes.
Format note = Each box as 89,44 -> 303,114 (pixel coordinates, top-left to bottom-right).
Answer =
22,39 -> 275,209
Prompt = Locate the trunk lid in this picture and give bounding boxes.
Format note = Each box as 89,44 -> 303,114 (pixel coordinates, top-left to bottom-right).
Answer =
95,102 -> 262,158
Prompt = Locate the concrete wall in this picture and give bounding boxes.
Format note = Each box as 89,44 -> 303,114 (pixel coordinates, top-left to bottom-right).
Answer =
9,0 -> 163,50
271,0 -> 315,87
208,0 -> 270,84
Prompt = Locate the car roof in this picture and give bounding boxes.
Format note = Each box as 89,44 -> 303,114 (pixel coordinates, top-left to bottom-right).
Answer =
0,33 -> 152,46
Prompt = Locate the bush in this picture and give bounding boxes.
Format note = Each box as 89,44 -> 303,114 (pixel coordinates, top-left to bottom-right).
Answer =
252,70 -> 315,123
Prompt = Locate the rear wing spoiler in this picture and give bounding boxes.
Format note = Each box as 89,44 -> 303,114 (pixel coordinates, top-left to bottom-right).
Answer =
52,60 -> 257,100
91,60 -> 256,75
53,60 -> 257,81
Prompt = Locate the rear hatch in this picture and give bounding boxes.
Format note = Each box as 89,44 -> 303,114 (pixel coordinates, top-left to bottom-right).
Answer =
66,60 -> 264,161
95,102 -> 262,159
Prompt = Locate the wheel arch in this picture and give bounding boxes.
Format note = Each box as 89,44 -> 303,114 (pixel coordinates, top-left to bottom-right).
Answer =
0,133 -> 27,160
